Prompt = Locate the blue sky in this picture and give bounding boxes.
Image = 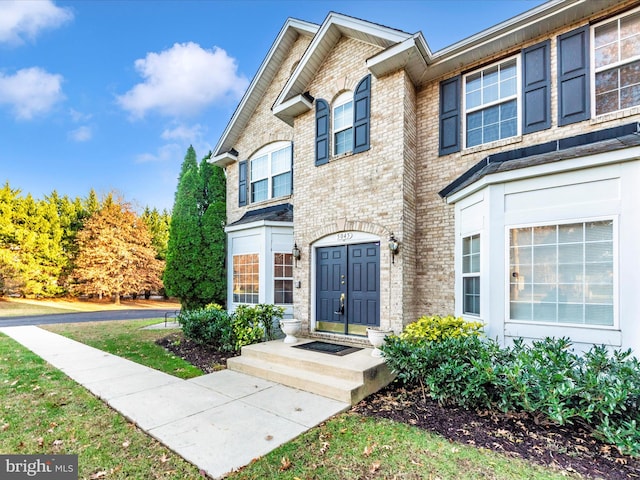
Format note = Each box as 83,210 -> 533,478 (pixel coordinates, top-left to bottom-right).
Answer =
1,0 -> 545,212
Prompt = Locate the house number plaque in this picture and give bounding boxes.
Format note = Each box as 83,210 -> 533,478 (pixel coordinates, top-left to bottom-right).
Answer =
337,232 -> 353,241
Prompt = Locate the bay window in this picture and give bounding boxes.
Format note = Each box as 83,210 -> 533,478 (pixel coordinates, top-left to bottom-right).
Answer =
232,253 -> 259,304
509,220 -> 614,326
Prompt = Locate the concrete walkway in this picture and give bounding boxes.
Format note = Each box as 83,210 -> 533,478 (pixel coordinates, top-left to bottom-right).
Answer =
0,325 -> 350,479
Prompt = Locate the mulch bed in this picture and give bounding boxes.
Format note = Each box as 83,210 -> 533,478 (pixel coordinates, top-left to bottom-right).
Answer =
155,332 -> 238,373
157,333 -> 640,479
352,382 -> 640,480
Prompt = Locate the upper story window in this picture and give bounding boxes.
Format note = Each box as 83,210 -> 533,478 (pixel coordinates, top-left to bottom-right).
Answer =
464,57 -> 519,148
315,74 -> 371,165
593,8 -> 640,116
333,91 -> 353,155
248,142 -> 292,204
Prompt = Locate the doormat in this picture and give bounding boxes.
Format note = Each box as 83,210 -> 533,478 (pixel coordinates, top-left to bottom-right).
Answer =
293,341 -> 362,356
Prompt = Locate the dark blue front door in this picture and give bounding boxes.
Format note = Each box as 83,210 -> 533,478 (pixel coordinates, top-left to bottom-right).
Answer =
316,242 -> 380,335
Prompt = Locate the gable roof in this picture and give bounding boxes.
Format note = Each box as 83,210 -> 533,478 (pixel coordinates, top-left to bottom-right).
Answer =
214,0 -> 625,163
272,12 -> 412,124
211,18 -> 318,163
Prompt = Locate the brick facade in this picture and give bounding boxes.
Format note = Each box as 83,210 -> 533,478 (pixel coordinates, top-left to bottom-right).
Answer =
217,1 -> 640,342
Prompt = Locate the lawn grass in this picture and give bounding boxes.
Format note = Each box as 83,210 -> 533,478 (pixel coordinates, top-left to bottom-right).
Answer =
0,333 -> 203,479
0,299 -> 80,317
12,321 -> 582,479
228,413 -> 579,480
42,320 -> 203,379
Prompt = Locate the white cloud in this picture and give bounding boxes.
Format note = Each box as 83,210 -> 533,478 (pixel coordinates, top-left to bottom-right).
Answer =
0,67 -> 64,119
161,123 -> 205,142
135,143 -> 183,164
0,0 -> 73,46
117,42 -> 248,119
68,125 -> 92,142
69,108 -> 92,123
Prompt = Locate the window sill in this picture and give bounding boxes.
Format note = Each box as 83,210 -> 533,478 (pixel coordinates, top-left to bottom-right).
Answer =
505,321 -> 621,346
246,194 -> 292,208
591,106 -> 640,125
461,136 -> 522,156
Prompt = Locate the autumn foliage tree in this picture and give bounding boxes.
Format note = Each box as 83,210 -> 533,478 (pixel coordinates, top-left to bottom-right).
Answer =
72,195 -> 163,304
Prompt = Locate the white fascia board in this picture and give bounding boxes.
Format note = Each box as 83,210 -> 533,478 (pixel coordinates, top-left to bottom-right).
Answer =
366,34 -> 429,84
213,19 -> 318,157
446,145 -> 640,205
225,220 -> 294,233
272,93 -> 313,126
210,151 -> 238,168
274,12 -> 412,109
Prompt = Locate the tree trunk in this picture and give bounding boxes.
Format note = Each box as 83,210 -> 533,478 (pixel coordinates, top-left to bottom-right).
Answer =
114,291 -> 120,304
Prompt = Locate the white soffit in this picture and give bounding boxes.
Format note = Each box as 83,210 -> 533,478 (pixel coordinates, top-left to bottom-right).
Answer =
212,18 -> 318,157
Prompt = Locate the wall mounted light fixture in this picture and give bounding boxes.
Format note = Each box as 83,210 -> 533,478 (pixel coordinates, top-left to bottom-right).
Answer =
292,243 -> 301,265
388,233 -> 399,264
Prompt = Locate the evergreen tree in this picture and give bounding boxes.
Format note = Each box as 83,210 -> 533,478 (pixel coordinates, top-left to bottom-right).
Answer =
199,157 -> 226,305
164,147 -> 226,309
141,207 -> 171,260
73,196 -> 163,304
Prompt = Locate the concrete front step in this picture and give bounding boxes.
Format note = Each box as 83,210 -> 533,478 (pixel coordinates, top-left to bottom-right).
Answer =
227,339 -> 395,405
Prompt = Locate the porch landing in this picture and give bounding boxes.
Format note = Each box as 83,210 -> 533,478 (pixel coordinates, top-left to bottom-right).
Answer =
227,339 -> 395,405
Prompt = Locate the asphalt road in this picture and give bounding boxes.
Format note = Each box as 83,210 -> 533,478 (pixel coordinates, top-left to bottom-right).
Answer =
0,308 -> 180,327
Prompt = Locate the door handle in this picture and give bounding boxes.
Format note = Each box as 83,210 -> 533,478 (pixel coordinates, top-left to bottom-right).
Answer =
334,293 -> 345,315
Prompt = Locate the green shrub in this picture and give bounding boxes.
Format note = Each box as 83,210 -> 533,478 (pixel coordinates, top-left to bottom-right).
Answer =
400,314 -> 484,343
382,329 -> 640,456
177,305 -> 234,351
231,305 -> 265,351
252,304 -> 285,341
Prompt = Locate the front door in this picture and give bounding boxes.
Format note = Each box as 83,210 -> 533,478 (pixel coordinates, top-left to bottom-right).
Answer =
316,242 -> 380,335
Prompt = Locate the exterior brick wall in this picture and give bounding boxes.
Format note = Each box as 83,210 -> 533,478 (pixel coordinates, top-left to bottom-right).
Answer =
414,0 -> 640,318
225,34 -> 311,225
222,1 -> 640,336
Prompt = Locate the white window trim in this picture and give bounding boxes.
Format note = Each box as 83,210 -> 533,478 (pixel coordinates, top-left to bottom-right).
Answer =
332,91 -> 353,155
232,252 -> 260,305
504,215 -> 619,331
249,141 -> 292,204
462,55 -> 521,150
273,252 -> 293,305
590,6 -> 640,118
462,233 -> 481,317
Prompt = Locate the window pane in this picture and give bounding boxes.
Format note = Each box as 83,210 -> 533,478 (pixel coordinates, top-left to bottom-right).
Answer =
272,172 -> 291,198
251,179 -> 268,202
334,101 -> 353,131
233,254 -> 259,304
271,146 -> 292,175
510,302 -> 532,320
595,21 -> 618,50
558,223 -> 583,243
466,90 -> 482,110
509,221 -> 613,326
251,155 -> 268,180
585,305 -> 614,325
334,128 -> 353,155
463,277 -> 480,315
621,83 -> 640,109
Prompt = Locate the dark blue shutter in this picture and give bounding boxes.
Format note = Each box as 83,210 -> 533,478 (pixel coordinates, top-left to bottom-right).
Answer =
315,99 -> 329,166
558,25 -> 590,126
353,74 -> 371,154
439,75 -> 461,155
238,160 -> 247,207
522,40 -> 551,134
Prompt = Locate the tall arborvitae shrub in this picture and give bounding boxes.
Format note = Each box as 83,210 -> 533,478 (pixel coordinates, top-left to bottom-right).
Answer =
164,147 -> 226,310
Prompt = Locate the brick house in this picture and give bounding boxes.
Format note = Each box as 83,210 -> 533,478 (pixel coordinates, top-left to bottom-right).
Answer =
211,0 -> 640,354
